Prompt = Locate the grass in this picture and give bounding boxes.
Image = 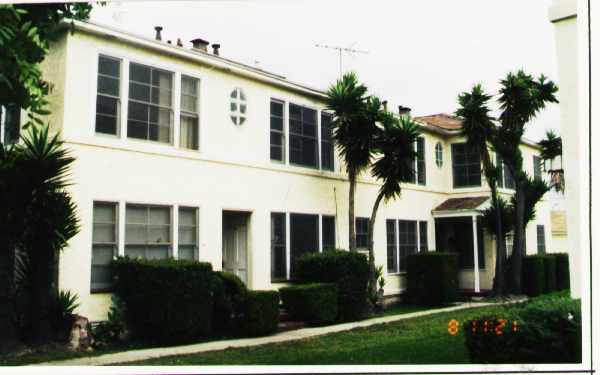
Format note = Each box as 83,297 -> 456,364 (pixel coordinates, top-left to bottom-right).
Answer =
123,304 -> 506,365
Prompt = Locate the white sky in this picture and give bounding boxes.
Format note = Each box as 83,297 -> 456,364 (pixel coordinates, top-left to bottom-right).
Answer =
90,0 -> 561,141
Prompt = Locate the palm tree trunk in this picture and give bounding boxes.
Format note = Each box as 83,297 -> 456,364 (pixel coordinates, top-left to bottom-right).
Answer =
348,170 -> 357,251
510,182 -> 526,293
367,192 -> 384,299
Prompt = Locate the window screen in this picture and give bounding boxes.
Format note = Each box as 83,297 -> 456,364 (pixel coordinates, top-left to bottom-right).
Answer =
180,76 -> 199,150
322,215 -> 336,250
386,219 -> 398,273
128,62 -> 173,143
178,207 -> 197,260
91,202 -> 117,292
537,225 -> 546,254
290,213 -> 318,278
355,217 -> 370,249
321,112 -> 334,171
125,204 -> 171,259
289,103 -> 318,168
270,100 -> 285,161
271,213 -> 286,281
452,143 -> 481,188
96,55 -> 121,135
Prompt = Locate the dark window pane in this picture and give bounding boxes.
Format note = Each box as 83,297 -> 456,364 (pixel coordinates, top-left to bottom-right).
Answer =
534,156 -> 542,181
386,219 -> 398,273
290,213 -> 318,279
128,101 -> 149,122
95,114 -> 117,135
289,103 -> 301,120
417,137 -> 426,185
127,120 -> 147,139
270,146 -> 282,161
419,221 -> 428,251
270,101 -> 283,117
130,82 -> 151,102
322,216 -> 336,250
270,116 -> 283,131
270,132 -> 282,146
130,63 -> 151,83
398,220 -> 417,272
537,225 -> 546,254
452,143 -> 481,188
356,217 -> 370,249
96,95 -> 118,116
98,75 -> 119,96
99,56 -> 120,77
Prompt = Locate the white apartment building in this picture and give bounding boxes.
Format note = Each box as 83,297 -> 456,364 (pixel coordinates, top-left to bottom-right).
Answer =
0,20 -> 561,321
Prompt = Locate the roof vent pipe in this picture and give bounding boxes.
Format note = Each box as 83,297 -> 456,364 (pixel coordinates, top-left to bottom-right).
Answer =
398,105 -> 411,116
382,100 -> 388,111
154,26 -> 163,41
177,38 -> 183,47
190,38 -> 209,52
212,43 -> 221,56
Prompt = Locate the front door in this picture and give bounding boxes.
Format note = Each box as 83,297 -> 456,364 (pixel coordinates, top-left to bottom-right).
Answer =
222,211 -> 249,284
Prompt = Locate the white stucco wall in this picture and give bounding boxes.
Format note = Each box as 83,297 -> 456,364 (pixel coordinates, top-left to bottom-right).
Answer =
38,25 -> 557,321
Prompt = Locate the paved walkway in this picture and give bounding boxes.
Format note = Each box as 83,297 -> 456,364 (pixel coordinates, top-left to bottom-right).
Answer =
38,300 -> 510,366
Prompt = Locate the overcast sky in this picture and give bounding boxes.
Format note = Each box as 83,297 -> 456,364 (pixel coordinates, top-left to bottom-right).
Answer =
90,0 -> 560,141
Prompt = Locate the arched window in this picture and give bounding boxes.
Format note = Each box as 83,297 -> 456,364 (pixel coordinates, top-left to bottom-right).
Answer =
435,142 -> 443,167
230,88 -> 246,125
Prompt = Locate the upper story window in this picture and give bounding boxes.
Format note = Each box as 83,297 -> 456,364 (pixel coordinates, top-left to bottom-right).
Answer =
1,104 -> 21,145
320,112 -> 334,171
96,55 -> 121,136
435,142 -> 443,167
402,136 -> 426,185
497,153 -> 515,190
270,99 -> 285,162
289,103 -> 318,168
128,62 -> 173,143
451,143 -> 481,188
230,88 -> 247,125
533,155 -> 542,181
180,76 -> 200,150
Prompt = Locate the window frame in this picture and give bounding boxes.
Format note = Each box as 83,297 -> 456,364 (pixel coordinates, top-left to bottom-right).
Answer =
416,136 -> 426,185
435,142 -> 443,168
451,142 -> 482,188
270,212 -> 287,282
95,55 -> 122,137
320,111 -> 335,171
355,217 -> 370,250
321,215 -> 336,251
124,203 -> 173,260
269,98 -> 286,163
536,224 -> 546,254
91,201 -> 118,293
533,155 -> 543,181
177,206 -> 199,261
288,102 -> 319,169
179,75 -> 200,151
230,87 -> 247,126
398,220 -> 418,272
386,219 -> 399,274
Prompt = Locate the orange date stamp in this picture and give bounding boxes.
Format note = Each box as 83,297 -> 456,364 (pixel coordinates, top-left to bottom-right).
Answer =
447,319 -> 518,336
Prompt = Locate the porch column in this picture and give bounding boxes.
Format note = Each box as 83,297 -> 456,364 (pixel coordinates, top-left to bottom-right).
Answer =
472,215 -> 480,293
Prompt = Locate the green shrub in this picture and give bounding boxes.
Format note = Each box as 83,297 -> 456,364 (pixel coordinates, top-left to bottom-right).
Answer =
295,250 -> 369,322
112,257 -> 214,344
464,292 -> 581,363
51,290 -> 80,341
92,295 -> 127,344
406,252 -> 458,306
555,253 -> 570,291
522,255 -> 546,297
212,271 -> 248,334
280,283 -> 338,325
241,290 -> 280,337
542,255 -> 557,293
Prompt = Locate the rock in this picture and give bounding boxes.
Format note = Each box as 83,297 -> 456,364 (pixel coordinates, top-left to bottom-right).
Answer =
67,314 -> 94,351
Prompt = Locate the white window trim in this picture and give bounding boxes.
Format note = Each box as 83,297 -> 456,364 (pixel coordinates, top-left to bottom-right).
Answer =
269,97 -> 286,164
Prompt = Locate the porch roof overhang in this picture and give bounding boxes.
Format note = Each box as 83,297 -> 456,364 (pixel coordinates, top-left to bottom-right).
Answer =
431,196 -> 490,218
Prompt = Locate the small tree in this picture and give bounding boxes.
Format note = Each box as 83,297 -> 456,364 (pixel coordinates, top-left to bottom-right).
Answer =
326,73 -> 378,251
366,113 -> 419,300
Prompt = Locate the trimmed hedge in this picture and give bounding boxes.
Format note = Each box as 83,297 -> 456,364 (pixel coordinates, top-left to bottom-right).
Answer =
406,252 -> 459,306
212,271 -> 248,334
112,257 -> 214,344
295,250 -> 369,322
280,283 -> 338,325
555,253 -> 570,291
543,255 -> 557,293
522,255 -> 546,297
241,290 -> 279,337
464,291 -> 581,363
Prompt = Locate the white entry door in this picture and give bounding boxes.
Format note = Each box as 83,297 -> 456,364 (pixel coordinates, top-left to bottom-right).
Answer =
222,213 -> 248,284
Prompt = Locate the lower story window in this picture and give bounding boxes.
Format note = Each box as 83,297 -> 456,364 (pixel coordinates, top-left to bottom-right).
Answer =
271,213 -> 286,281
398,220 -> 418,272
386,220 -> 398,273
91,202 -> 117,292
178,207 -> 197,260
419,221 -> 428,251
355,217 -> 370,249
321,215 -> 336,250
536,225 -> 546,254
290,213 -> 319,279
125,204 -> 171,259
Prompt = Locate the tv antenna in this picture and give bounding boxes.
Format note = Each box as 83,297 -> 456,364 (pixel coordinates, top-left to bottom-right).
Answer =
315,43 -> 369,78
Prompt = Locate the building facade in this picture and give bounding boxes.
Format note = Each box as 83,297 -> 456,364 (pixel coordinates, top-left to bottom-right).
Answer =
1,20 -> 560,321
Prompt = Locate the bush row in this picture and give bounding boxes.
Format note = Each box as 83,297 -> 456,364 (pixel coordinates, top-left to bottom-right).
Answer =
406,252 -> 459,306
280,283 -> 338,325
294,250 -> 369,322
111,257 -> 279,344
522,253 -> 570,297
464,291 -> 581,363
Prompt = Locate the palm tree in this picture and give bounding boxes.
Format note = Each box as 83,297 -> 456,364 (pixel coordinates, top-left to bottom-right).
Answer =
367,113 -> 419,298
456,84 -> 508,295
326,72 -> 377,251
539,130 -> 564,192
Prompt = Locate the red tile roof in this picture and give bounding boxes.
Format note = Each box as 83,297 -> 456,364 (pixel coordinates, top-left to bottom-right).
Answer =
433,196 -> 489,211
414,113 -> 463,131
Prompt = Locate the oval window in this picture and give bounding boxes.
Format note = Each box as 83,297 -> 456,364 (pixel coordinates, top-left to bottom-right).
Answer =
230,88 -> 247,125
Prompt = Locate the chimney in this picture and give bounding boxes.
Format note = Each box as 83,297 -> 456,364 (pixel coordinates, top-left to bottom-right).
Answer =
382,100 -> 388,111
398,105 -> 411,116
190,38 -> 209,52
212,43 -> 221,56
154,26 -> 163,41
177,38 -> 183,47
167,40 -> 172,45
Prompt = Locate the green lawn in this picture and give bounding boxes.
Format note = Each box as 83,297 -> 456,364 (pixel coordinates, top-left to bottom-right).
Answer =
123,305 -> 504,365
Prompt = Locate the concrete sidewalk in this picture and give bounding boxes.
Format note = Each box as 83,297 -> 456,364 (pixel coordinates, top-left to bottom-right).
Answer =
37,301 -> 506,366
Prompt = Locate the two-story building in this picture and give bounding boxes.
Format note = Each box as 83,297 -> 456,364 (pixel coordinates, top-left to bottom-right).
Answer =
0,20 -> 559,321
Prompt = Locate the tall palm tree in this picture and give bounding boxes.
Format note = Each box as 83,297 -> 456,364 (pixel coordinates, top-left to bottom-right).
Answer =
326,72 -> 377,251
456,84 -> 508,295
367,113 -> 419,297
